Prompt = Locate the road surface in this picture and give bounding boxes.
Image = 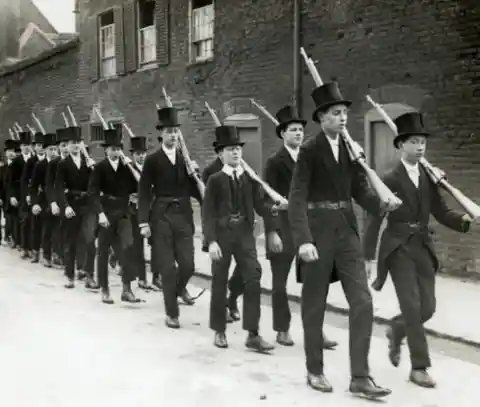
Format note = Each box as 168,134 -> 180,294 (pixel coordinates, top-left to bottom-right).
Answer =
0,247 -> 479,406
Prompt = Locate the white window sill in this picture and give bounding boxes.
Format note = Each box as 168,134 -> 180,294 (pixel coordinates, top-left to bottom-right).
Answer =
188,57 -> 214,67
137,62 -> 158,72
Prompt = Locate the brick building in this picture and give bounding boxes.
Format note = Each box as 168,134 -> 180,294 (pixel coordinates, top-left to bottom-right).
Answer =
0,0 -> 479,276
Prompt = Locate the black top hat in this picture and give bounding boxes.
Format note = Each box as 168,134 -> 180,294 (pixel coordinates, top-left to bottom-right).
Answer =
56,128 -> 71,143
32,132 -> 45,145
214,125 -> 244,150
275,105 -> 306,138
101,127 -> 123,147
311,82 -> 352,122
130,136 -> 147,152
66,126 -> 82,142
4,139 -> 17,151
393,112 -> 430,148
156,107 -> 180,130
43,133 -> 57,147
18,131 -> 32,145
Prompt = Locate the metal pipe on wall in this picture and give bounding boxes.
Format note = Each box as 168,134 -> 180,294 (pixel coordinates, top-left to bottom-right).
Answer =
293,0 -> 302,117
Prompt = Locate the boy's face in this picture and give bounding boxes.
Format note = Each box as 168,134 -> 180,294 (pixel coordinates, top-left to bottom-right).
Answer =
34,143 -> 44,155
68,140 -> 81,154
400,135 -> 427,163
282,122 -> 304,148
319,104 -> 348,134
221,145 -> 242,167
133,151 -> 146,165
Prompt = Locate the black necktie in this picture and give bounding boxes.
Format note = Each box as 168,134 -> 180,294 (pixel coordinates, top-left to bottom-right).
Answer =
231,170 -> 241,212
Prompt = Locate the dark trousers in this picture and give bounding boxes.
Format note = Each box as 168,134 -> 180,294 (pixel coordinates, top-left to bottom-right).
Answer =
20,206 -> 32,251
7,211 -> 20,246
210,222 -> 262,333
387,235 -> 436,369
52,216 -> 64,259
63,213 -> 95,280
97,215 -> 134,290
151,208 -> 195,319
205,236 -> 244,299
228,265 -> 244,301
30,212 -> 44,252
77,212 -> 98,270
41,212 -> 55,261
130,212 -> 146,281
301,226 -> 372,377
269,251 -> 296,332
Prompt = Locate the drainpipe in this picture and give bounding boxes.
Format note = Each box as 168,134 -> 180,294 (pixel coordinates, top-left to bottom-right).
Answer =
293,0 -> 302,117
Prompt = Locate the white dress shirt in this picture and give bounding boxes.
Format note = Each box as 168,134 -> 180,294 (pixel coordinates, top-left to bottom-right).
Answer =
70,153 -> 82,169
162,145 -> 176,165
222,164 -> 244,178
22,153 -> 31,162
284,144 -> 299,162
108,157 -> 119,171
325,135 -> 340,162
37,154 -> 45,161
401,158 -> 420,188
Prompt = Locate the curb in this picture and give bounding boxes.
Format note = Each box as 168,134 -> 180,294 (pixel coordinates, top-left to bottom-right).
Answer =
191,269 -> 480,350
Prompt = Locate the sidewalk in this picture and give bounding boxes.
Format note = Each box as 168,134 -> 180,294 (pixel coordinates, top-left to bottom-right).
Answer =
145,236 -> 480,348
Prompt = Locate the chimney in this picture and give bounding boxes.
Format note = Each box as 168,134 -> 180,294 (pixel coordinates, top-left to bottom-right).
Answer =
73,0 -> 80,33
0,1 -> 21,61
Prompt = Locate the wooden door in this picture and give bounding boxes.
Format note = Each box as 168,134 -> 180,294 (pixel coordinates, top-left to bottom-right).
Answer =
369,121 -> 401,174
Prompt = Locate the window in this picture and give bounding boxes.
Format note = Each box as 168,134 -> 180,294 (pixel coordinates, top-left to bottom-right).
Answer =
90,125 -> 103,142
191,0 -> 214,62
99,11 -> 116,77
90,122 -> 122,143
138,0 -> 156,65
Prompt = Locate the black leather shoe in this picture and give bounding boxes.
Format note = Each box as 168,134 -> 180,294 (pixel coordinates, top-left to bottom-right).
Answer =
85,277 -> 100,290
409,369 -> 436,388
227,295 -> 240,321
245,334 -> 274,353
101,291 -> 114,304
386,326 -> 401,367
214,332 -> 228,348
121,290 -> 141,303
138,280 -> 154,290
307,373 -> 333,392
64,279 -> 75,289
180,289 -> 195,306
165,316 -> 180,329
44,259 -> 52,268
152,277 -> 162,291
77,270 -> 87,281
349,377 -> 391,399
276,331 -> 294,346
30,251 -> 40,263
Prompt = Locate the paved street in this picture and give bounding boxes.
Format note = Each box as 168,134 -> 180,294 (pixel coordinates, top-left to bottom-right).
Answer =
1,246 -> 480,407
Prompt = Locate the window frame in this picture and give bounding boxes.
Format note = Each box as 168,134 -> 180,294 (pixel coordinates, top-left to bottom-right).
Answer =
189,0 -> 214,63
98,10 -> 117,78
137,0 -> 157,66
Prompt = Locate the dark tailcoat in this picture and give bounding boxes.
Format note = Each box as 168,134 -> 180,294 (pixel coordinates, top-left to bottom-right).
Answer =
30,158 -> 49,209
88,159 -> 137,220
21,155 -> 38,203
363,162 -> 468,291
264,146 -> 296,257
54,155 -> 92,215
46,157 -> 61,205
7,154 -> 31,204
137,148 -> 201,226
201,170 -> 275,246
288,133 -> 382,283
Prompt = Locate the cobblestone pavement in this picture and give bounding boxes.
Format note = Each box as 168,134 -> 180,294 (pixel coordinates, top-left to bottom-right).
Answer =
1,246 -> 479,407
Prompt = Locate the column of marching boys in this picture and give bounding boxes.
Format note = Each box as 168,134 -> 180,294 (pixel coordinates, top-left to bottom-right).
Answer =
0,75 -> 474,401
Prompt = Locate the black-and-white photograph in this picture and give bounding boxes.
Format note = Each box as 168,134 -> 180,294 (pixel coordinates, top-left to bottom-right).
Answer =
0,0 -> 479,405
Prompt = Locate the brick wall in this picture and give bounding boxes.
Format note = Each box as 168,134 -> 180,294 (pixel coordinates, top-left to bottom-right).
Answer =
1,0 -> 479,276
0,39 -> 81,138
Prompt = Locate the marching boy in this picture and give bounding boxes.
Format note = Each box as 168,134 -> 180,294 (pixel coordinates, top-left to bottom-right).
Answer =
201,125 -> 277,352
88,127 -> 140,304
364,112 -> 472,388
